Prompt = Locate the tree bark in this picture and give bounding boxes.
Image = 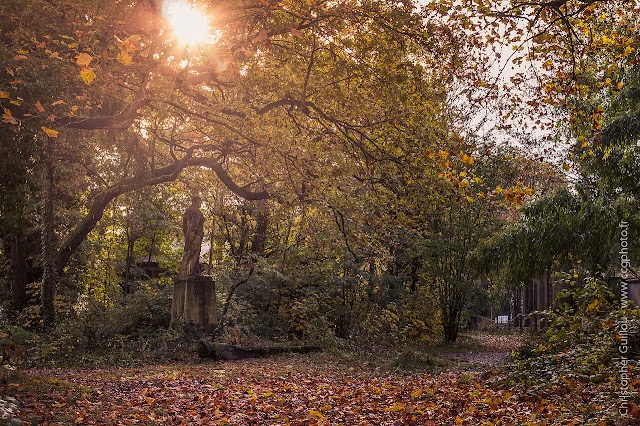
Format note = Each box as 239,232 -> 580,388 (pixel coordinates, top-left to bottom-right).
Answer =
123,232 -> 136,294
41,137 -> 56,328
251,203 -> 268,255
9,230 -> 28,312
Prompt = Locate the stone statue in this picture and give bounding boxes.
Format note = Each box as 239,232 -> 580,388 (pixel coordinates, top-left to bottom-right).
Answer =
178,196 -> 205,280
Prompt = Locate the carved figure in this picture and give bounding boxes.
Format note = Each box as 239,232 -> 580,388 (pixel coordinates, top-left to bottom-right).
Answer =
179,196 -> 205,280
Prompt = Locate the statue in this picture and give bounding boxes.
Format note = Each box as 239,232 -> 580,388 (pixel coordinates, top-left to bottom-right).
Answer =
178,195 -> 205,280
172,195 -> 217,328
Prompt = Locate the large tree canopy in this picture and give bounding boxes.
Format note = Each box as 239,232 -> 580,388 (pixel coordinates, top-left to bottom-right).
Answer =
0,0 -> 490,326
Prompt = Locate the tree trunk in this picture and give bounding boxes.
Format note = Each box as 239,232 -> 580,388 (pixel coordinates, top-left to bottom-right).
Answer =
9,229 -> 28,312
41,138 -> 56,328
251,203 -> 268,255
123,233 -> 136,294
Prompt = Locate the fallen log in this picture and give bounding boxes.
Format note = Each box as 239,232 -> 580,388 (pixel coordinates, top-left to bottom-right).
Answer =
197,340 -> 322,360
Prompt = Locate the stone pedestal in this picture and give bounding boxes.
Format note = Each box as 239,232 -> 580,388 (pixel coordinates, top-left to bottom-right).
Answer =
171,275 -> 217,329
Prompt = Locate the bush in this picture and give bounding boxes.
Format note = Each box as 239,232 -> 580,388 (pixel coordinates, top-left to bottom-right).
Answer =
29,281 -> 199,366
0,324 -> 31,365
509,272 -> 640,389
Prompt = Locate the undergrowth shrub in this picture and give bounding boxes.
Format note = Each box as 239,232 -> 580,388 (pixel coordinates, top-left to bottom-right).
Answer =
30,282 -> 198,366
509,271 -> 640,391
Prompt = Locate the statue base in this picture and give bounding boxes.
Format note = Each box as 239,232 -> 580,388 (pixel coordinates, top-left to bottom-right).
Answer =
171,275 -> 217,329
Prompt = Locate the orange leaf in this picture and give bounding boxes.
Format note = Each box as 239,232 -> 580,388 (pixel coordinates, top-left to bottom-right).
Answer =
76,53 -> 93,67
35,100 -> 45,112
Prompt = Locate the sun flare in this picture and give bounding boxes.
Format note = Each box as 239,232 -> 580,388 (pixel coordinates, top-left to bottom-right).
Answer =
163,0 -> 211,45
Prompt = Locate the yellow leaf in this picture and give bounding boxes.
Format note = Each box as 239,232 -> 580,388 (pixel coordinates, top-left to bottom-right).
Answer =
308,409 -> 324,419
384,402 -> 405,412
438,149 -> 449,159
459,171 -> 467,177
76,53 -> 93,67
495,186 -> 503,194
524,187 -> 534,196
602,35 -> 614,45
410,389 -> 423,398
0,91 -> 9,99
41,126 -> 59,138
2,108 -> 18,124
465,196 -> 475,203
35,100 -> 45,112
80,68 -> 96,85
16,49 -> 28,55
9,100 -> 20,106
461,154 -> 474,165
562,163 -> 570,171
117,50 -> 133,66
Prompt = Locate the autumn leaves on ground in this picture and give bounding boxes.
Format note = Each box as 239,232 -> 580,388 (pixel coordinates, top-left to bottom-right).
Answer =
10,334 -> 626,425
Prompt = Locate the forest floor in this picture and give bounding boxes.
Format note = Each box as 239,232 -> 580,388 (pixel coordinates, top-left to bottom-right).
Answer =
6,331 -> 633,425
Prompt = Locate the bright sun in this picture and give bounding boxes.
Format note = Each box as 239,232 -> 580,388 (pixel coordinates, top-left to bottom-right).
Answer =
163,0 -> 211,45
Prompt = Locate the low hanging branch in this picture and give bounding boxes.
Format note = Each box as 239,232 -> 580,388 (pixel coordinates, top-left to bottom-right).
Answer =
55,147 -> 271,275
57,97 -> 151,130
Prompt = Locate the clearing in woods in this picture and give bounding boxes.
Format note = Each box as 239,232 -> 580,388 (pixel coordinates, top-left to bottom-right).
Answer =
12,333 -> 630,425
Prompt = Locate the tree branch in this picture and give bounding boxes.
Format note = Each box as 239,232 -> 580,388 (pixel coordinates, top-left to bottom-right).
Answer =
57,97 -> 151,130
55,148 -> 270,274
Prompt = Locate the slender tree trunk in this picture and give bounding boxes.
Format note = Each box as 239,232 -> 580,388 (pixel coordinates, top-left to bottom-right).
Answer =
251,204 -> 268,255
41,138 -> 56,327
123,233 -> 136,294
207,218 -> 215,275
147,231 -> 156,263
9,229 -> 28,312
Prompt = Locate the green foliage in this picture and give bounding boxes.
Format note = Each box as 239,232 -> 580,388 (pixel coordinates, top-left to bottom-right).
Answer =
509,272 -> 640,391
473,188 -> 624,284
393,347 -> 438,371
29,282 -> 193,366
0,324 -> 31,365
